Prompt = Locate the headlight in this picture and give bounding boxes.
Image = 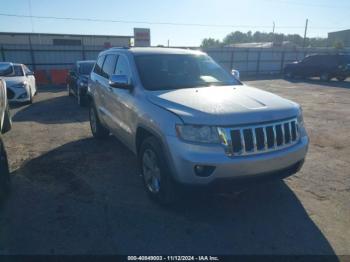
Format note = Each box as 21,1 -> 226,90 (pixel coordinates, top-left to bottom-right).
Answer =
79,81 -> 88,87
176,125 -> 220,144
11,82 -> 27,88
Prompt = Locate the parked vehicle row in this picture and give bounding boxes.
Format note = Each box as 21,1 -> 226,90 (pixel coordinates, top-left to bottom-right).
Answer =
284,54 -> 350,81
11,49 -> 350,204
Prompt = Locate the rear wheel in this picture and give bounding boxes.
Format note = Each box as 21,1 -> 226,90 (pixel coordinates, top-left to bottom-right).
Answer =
336,75 -> 346,82
89,102 -> 109,139
0,138 -> 10,199
67,84 -> 72,96
320,72 -> 331,81
139,137 -> 178,205
77,88 -> 86,107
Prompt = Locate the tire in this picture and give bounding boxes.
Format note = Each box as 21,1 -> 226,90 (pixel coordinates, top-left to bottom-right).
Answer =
320,72 -> 331,82
67,84 -> 72,97
0,138 -> 10,200
2,102 -> 12,134
77,88 -> 86,107
89,102 -> 109,139
27,89 -> 33,105
139,136 -> 178,205
336,76 -> 346,82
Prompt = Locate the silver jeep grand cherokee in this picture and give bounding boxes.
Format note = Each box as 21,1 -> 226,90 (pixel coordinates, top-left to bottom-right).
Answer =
88,47 -> 309,203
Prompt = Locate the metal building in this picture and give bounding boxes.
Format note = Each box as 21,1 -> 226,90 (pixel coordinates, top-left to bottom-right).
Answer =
0,32 -> 132,48
0,32 -> 132,71
328,29 -> 350,47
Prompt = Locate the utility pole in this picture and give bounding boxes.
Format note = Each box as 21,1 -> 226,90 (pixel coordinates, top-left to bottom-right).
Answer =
272,21 -> 276,46
303,19 -> 309,48
28,0 -> 34,33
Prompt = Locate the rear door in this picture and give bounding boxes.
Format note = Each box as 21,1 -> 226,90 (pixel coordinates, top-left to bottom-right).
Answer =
97,54 -> 118,129
90,55 -> 108,123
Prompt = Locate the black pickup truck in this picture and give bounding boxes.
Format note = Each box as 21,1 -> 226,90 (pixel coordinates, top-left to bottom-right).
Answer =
284,54 -> 350,81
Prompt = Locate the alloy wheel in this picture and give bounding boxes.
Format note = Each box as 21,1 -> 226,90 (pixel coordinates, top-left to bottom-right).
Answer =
142,148 -> 161,193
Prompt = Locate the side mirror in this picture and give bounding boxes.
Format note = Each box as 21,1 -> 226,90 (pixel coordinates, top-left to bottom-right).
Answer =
69,70 -> 76,76
109,74 -> 132,89
231,69 -> 240,80
26,71 -> 34,76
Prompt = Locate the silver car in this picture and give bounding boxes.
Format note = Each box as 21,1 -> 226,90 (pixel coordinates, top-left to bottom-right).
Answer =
88,47 -> 309,204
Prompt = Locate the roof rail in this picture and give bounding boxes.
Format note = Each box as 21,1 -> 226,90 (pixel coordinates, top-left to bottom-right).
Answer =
109,46 -> 130,50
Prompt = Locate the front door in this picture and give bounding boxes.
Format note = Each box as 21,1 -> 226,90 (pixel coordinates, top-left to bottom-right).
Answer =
104,54 -> 135,148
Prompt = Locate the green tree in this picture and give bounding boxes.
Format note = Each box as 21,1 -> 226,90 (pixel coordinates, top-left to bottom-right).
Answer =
333,40 -> 344,49
200,31 -> 328,48
200,38 -> 222,48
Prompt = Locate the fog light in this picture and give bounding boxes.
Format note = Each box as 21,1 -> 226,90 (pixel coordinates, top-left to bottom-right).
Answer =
194,165 -> 216,177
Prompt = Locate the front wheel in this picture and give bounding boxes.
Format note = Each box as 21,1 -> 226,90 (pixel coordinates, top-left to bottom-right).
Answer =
89,103 -> 109,139
26,91 -> 33,105
139,137 -> 178,205
336,75 -> 346,82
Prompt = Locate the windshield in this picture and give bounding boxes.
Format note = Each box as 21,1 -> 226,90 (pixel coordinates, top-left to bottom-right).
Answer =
135,54 -> 239,91
78,62 -> 95,75
0,64 -> 14,76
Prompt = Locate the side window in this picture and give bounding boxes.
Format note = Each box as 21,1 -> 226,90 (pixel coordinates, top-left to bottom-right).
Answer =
94,55 -> 105,76
101,54 -> 118,79
114,55 -> 131,79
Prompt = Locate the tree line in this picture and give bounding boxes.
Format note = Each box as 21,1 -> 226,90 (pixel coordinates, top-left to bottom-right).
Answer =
201,31 -> 336,48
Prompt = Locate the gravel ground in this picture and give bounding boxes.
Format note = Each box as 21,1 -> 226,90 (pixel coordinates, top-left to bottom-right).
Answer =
0,78 -> 349,256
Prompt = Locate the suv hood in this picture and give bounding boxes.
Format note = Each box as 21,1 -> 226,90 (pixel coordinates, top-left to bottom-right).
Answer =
1,76 -> 26,87
146,85 -> 299,126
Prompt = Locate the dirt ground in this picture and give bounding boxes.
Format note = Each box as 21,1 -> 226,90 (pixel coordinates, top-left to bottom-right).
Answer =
0,78 -> 349,256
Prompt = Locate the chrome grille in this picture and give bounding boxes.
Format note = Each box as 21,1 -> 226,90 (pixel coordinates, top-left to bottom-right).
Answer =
219,118 -> 299,156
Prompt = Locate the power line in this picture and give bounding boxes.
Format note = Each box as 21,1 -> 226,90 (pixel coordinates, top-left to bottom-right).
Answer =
0,13 -> 346,31
264,0 -> 350,9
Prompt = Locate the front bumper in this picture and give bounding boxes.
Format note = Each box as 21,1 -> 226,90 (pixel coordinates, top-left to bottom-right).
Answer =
7,86 -> 30,102
165,135 -> 309,185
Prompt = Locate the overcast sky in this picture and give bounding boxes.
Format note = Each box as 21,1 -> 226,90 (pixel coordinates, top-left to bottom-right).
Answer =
0,0 -> 349,46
